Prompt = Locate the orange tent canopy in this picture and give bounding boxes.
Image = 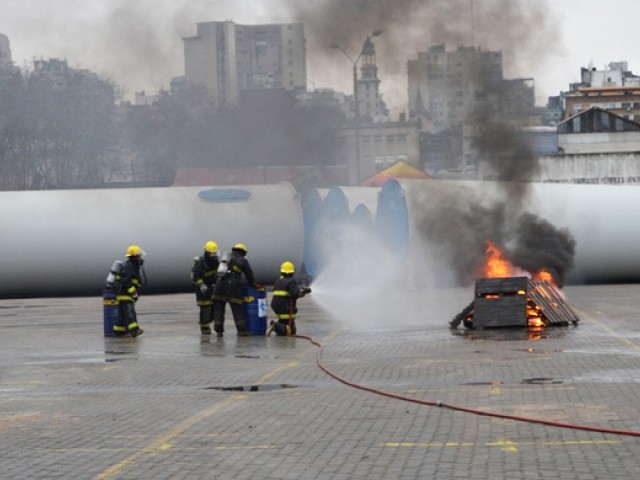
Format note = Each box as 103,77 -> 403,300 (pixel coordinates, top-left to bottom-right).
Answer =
361,160 -> 430,187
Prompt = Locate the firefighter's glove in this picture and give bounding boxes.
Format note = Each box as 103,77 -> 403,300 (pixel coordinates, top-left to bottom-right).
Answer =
132,291 -> 140,302
199,284 -> 208,295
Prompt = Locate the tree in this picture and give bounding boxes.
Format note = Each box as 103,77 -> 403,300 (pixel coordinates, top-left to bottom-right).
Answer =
0,60 -> 118,190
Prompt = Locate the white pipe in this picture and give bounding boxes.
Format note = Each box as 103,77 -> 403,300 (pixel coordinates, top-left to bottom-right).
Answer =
0,183 -> 304,297
393,179 -> 640,284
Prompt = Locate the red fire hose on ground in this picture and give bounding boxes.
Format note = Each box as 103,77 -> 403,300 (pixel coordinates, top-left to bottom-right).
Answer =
293,334 -> 640,438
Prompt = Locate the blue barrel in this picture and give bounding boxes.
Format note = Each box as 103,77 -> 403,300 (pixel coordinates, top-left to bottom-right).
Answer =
103,289 -> 120,336
241,286 -> 267,335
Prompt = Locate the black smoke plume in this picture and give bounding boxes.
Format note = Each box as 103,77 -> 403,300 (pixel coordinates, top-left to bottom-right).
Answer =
284,0 -> 560,111
510,212 -> 576,287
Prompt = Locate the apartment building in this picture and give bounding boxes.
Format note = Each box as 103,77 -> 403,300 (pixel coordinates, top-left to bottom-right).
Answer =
408,45 -> 503,132
183,21 -> 306,106
0,33 -> 12,67
563,62 -> 640,122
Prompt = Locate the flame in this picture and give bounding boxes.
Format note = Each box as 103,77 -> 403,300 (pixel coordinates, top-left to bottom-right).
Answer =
483,241 -> 513,278
474,240 -> 563,332
482,243 -> 560,288
532,268 -> 557,287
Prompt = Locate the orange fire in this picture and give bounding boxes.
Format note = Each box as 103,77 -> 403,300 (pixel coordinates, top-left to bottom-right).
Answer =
482,242 -> 559,287
483,241 -> 513,278
480,242 -> 562,329
532,268 -> 558,288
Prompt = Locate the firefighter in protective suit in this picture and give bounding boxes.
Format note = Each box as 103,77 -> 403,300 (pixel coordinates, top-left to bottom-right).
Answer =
268,261 -> 311,336
212,243 -> 261,337
192,241 -> 220,335
114,245 -> 146,337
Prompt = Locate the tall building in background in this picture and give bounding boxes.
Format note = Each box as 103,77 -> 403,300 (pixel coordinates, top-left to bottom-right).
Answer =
563,62 -> 640,121
356,36 -> 388,122
183,21 -> 306,106
0,33 -> 12,67
408,44 -> 536,131
408,45 -> 504,132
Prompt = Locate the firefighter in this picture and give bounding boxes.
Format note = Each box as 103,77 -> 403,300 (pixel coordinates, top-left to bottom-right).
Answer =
192,241 -> 220,335
268,261 -> 311,336
212,243 -> 261,337
114,245 -> 146,337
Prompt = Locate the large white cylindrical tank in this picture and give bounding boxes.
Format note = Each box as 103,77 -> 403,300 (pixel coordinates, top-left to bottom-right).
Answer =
309,186 -> 381,277
0,183 -> 304,297
325,186 -> 380,219
377,179 -> 640,285
302,188 -> 330,277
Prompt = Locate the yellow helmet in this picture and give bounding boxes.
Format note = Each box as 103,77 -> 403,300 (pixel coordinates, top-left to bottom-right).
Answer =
126,245 -> 142,257
280,261 -> 295,274
233,243 -> 248,253
204,241 -> 218,254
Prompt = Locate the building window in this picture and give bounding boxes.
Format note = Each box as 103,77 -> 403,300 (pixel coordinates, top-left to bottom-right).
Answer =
615,118 -> 624,131
396,134 -> 407,142
374,134 -> 383,144
572,116 -> 581,133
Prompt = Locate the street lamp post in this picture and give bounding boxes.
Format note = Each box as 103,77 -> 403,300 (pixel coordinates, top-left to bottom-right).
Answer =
331,30 -> 381,185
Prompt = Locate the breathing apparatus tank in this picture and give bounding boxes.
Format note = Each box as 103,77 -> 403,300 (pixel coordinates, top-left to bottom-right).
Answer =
217,251 -> 232,277
190,256 -> 199,282
105,260 -> 123,290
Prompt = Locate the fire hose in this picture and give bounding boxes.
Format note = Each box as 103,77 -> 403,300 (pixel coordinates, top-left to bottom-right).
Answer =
294,334 -> 640,438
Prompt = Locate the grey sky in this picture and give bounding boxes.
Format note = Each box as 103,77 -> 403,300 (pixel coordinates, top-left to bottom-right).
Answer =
1,0 -> 639,113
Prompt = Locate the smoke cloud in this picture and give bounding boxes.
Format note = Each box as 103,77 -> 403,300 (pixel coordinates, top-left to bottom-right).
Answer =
408,181 -> 576,288
282,0 -> 560,111
5,0 -> 560,106
4,1 -> 271,98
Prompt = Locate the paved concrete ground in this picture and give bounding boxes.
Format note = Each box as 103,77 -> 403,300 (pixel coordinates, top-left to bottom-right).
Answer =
2,285 -> 640,479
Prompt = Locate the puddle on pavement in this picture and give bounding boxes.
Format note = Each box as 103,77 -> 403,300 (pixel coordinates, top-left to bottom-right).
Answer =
104,349 -> 138,362
462,381 -> 504,386
452,328 -> 570,342
204,384 -> 300,392
0,304 -> 48,310
521,377 -> 565,384
461,378 -> 567,386
514,348 -> 564,354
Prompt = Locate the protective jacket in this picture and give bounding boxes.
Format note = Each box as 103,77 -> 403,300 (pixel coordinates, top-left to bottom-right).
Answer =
213,251 -> 256,303
115,259 -> 142,303
193,254 -> 219,305
271,275 -> 302,320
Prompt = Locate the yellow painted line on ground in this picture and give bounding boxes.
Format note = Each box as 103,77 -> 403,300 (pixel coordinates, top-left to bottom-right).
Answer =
487,437 -> 519,452
583,312 -> 640,353
94,330 -> 341,480
94,393 -> 244,479
386,442 -> 476,448
385,439 -> 621,449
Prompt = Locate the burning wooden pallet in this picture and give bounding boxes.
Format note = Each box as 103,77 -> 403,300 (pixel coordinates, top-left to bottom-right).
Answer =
450,276 -> 580,329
